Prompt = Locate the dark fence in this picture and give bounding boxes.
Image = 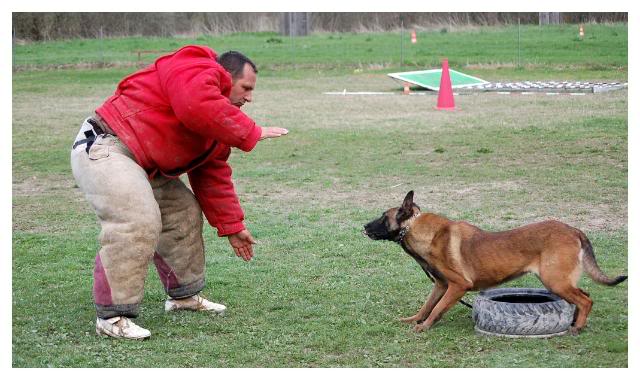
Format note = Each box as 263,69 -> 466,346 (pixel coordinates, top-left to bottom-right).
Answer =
12,12 -> 628,41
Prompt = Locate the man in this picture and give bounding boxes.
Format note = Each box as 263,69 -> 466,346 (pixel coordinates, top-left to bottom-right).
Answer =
70,46 -> 288,340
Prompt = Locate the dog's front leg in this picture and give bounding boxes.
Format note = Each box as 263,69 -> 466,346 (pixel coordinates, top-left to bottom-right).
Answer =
400,280 -> 446,324
414,284 -> 467,333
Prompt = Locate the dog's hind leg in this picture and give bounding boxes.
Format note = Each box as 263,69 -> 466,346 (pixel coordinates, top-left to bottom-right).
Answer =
413,284 -> 468,332
400,280 -> 446,324
548,285 -> 593,334
539,245 -> 593,334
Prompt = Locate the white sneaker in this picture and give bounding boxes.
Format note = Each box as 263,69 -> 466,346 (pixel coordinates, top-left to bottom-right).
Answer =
95,316 -> 151,340
164,295 -> 226,315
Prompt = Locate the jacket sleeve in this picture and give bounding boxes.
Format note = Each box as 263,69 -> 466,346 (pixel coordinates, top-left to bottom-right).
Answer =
157,53 -> 262,152
187,146 -> 246,236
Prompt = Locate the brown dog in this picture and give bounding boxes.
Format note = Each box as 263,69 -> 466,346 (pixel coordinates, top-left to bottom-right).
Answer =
363,191 -> 627,334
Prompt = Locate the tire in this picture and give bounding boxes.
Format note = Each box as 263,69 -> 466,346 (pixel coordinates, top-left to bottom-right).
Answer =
472,288 -> 576,338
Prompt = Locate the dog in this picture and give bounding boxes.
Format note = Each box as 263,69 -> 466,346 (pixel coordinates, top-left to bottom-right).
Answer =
363,190 -> 627,334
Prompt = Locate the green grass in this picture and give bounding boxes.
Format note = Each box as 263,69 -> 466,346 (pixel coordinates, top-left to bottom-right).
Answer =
12,26 -> 627,367
13,24 -> 628,79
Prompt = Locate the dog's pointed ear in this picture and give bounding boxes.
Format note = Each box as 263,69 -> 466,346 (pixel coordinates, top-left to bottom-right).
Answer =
401,190 -> 414,211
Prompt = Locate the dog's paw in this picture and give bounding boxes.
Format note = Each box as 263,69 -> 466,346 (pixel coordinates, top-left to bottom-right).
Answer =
568,326 -> 581,336
399,316 -> 419,324
413,324 -> 427,333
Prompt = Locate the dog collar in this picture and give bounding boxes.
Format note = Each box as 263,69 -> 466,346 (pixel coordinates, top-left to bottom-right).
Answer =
395,212 -> 421,243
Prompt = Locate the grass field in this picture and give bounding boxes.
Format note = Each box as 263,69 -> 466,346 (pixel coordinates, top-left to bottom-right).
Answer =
13,23 -> 628,80
12,25 -> 628,367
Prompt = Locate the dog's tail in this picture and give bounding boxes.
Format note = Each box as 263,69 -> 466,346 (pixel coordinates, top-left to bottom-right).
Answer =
579,232 -> 627,286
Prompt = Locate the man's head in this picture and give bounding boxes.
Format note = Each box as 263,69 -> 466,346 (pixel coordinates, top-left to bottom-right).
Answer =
217,51 -> 258,108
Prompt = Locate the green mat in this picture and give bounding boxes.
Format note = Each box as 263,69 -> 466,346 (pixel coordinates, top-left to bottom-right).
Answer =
388,69 -> 488,91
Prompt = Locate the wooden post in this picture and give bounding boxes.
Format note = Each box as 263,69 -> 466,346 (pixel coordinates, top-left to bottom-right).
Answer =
99,26 -> 104,67
517,17 -> 521,68
539,12 -> 550,25
540,12 -> 561,25
400,16 -> 404,70
12,28 -> 16,70
281,12 -> 311,36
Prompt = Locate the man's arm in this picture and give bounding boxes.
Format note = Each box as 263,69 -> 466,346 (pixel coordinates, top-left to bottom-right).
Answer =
188,147 -> 246,236
188,147 -> 262,261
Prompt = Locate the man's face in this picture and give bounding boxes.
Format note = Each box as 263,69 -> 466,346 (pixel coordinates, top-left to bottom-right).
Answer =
229,63 -> 256,108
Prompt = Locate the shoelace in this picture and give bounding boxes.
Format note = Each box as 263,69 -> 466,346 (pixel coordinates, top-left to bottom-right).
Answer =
117,317 -> 130,331
195,296 -> 207,310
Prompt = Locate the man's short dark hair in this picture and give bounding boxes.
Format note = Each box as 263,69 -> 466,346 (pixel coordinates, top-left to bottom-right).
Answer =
217,51 -> 258,79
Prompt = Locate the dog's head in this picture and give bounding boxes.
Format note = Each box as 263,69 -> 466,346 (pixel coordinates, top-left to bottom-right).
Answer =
363,190 -> 421,241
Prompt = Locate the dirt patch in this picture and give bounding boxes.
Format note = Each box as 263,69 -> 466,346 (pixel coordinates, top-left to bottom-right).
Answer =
13,74 -> 627,237
236,177 -> 626,233
12,173 -> 91,234
13,174 -> 78,196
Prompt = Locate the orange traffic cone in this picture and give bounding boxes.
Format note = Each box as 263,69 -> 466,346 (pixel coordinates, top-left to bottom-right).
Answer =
579,24 -> 584,39
411,30 -> 417,44
403,82 -> 411,95
436,59 -> 455,110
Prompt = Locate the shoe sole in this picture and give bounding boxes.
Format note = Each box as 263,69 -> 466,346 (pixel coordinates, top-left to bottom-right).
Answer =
164,304 -> 226,316
96,327 -> 150,340
164,308 -> 226,316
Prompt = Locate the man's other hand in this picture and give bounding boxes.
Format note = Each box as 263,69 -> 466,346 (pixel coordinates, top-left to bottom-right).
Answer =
260,127 -> 289,140
227,229 -> 257,261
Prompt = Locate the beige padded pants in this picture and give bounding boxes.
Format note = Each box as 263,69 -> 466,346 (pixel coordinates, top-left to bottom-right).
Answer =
71,119 -> 206,318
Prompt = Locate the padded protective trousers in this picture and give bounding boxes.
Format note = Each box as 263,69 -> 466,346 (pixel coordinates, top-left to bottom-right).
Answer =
71,119 -> 206,318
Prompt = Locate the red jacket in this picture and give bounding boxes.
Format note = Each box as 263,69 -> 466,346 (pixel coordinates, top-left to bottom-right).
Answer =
96,45 -> 262,236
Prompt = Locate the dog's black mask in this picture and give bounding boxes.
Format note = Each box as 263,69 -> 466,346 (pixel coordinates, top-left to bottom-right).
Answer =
363,211 -> 397,241
363,190 -> 420,241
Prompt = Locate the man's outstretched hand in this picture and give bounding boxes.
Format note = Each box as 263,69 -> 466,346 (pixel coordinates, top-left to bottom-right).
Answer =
260,127 -> 289,140
227,229 -> 257,261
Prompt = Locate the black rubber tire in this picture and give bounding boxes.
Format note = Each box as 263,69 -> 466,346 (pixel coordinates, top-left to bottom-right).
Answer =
472,288 -> 576,337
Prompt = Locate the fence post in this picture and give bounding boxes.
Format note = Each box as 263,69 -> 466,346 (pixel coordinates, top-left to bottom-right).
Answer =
539,12 -> 550,25
280,12 -> 310,36
99,26 -> 104,67
517,17 -> 521,69
12,28 -> 16,70
539,12 -> 561,25
400,16 -> 404,70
